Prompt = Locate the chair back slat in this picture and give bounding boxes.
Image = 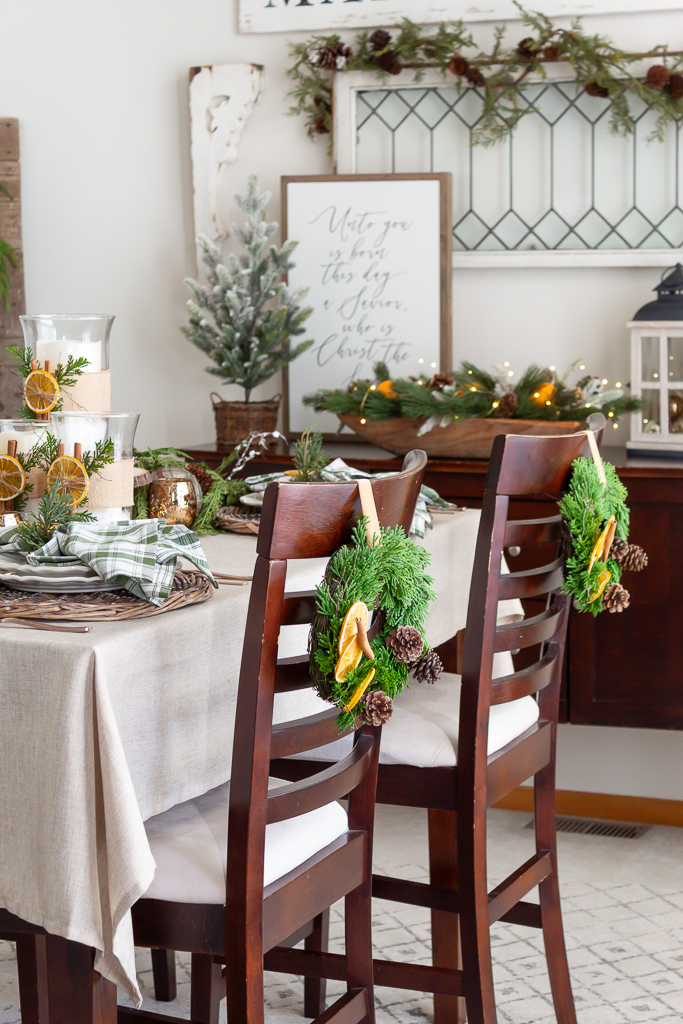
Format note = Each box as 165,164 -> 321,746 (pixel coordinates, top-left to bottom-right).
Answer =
504,516 -> 562,548
498,558 -> 565,600
270,709 -> 351,759
490,645 -> 563,705
494,594 -> 568,653
267,735 -> 375,824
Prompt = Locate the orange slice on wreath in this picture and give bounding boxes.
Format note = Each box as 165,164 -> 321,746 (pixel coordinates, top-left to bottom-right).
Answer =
24,369 -> 60,415
46,455 -> 89,507
588,516 -> 616,572
0,455 -> 26,501
344,667 -> 376,712
335,635 -> 364,682
376,380 -> 396,398
587,569 -> 611,604
338,601 -> 369,655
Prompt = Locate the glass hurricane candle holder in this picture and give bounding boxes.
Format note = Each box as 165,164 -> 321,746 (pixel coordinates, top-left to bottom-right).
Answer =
19,314 -> 114,373
49,412 -> 139,460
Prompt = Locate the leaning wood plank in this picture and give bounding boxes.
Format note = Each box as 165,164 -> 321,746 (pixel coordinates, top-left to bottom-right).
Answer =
0,118 -> 24,416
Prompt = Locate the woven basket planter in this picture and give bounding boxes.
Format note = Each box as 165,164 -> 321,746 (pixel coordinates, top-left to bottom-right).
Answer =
211,393 -> 280,447
338,414 -> 584,460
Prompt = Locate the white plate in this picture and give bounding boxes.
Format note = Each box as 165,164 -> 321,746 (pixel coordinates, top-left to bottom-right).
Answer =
240,492 -> 264,508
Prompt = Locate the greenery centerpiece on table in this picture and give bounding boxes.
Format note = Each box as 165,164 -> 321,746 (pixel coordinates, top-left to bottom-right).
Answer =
182,176 -> 314,446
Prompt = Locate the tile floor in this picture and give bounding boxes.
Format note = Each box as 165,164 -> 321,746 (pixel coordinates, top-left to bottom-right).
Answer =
1,804 -> 681,1022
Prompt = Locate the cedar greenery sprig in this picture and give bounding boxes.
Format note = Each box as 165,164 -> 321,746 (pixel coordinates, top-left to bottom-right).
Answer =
13,483 -> 97,553
292,426 -> 330,481
558,457 -> 629,615
304,360 -> 640,430
287,5 -> 683,151
31,433 -> 115,476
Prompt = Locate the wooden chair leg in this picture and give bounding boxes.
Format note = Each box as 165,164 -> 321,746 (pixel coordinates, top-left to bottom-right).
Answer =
428,808 -> 466,1024
457,811 -> 498,1024
190,952 -> 224,1024
303,910 -> 329,1018
343,883 -> 375,1023
15,933 -> 49,1024
45,935 -> 117,1024
535,766 -> 578,1024
150,947 -> 177,1002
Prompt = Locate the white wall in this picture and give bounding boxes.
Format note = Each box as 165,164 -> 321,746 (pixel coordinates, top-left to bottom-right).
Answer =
1,0 -> 681,802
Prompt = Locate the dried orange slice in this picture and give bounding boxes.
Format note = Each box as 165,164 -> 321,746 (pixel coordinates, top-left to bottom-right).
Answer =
376,380 -> 396,398
587,569 -> 611,604
338,600 -> 369,655
334,635 -> 364,682
24,369 -> 60,414
344,668 -> 376,712
0,455 -> 26,500
588,516 -> 616,572
46,455 -> 89,507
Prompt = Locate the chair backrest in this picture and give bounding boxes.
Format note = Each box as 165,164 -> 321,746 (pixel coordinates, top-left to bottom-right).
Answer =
226,451 -> 427,941
458,419 -> 605,778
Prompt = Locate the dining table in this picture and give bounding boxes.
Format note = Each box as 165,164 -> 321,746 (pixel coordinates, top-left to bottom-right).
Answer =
0,507 -> 489,1022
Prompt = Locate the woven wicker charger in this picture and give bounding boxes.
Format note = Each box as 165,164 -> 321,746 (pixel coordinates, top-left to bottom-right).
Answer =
0,569 -> 214,622
215,506 -> 260,535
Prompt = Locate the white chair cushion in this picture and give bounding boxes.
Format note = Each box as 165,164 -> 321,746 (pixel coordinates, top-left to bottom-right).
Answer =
143,778 -> 348,904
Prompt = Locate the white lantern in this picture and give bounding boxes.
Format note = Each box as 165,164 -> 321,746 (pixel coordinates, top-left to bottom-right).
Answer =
628,264 -> 683,456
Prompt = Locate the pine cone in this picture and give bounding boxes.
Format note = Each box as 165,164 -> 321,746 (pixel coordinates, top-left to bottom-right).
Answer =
186,462 -> 214,495
426,372 -> 455,390
314,113 -> 331,134
603,582 -> 630,613
465,66 -> 486,88
412,650 -> 443,685
376,50 -> 402,75
448,55 -> 469,77
386,625 -> 424,664
517,37 -> 537,60
543,45 -> 559,61
620,544 -> 649,572
361,690 -> 393,726
369,29 -> 391,51
310,43 -> 352,71
585,81 -> 610,98
667,73 -> 683,99
646,65 -> 670,90
495,390 -> 518,418
608,536 -> 630,563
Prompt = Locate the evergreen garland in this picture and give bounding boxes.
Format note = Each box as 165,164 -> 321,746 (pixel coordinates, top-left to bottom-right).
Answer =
287,6 -> 683,151
558,457 -> 629,615
310,518 -> 435,730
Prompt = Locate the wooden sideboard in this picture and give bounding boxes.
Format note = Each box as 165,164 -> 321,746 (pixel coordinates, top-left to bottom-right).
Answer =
183,440 -> 683,731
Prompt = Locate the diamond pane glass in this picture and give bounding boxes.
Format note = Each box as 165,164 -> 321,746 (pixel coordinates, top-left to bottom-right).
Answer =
641,336 -> 660,382
640,388 -> 662,434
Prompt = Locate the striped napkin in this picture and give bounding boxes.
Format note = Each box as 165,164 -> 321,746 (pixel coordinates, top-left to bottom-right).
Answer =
0,519 -> 217,606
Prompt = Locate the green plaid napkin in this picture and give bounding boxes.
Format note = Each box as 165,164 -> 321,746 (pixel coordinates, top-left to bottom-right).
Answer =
244,458 -> 457,538
0,519 -> 217,606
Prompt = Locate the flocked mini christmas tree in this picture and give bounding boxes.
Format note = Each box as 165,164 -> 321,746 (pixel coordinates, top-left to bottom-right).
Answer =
182,176 -> 314,402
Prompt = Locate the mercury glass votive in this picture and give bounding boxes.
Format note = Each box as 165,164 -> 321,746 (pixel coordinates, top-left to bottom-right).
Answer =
19,314 -> 114,373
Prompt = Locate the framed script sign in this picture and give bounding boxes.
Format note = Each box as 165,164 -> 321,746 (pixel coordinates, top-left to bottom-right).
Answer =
240,2 -> 678,34
282,173 -> 451,437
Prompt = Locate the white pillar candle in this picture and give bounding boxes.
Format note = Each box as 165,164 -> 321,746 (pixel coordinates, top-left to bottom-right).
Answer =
36,339 -> 102,373
52,416 -> 107,458
0,424 -> 49,456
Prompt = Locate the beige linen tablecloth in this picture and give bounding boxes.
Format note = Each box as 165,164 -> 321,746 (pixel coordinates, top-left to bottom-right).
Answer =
0,510 -> 483,1002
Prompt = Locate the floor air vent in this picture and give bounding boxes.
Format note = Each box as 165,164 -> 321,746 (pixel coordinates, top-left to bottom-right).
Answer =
525,816 -> 651,839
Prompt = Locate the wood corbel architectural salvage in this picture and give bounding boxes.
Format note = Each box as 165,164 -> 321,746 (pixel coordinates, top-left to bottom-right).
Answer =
0,119 -> 24,416
188,63 -> 264,244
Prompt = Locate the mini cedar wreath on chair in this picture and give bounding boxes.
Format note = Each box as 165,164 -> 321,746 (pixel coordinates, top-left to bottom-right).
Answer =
124,450 -> 428,1024
269,417 -> 606,1024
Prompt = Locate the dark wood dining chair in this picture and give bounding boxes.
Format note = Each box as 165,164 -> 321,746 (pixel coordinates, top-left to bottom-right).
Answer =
0,921 -> 49,1024
121,449 -> 427,1024
269,421 -> 605,1024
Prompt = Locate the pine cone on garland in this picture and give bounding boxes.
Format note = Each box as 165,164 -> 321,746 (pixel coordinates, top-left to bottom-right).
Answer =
310,42 -> 352,71
517,37 -> 537,61
603,582 -> 630,613
621,544 -> 649,572
495,390 -> 518,418
361,690 -> 394,726
186,462 -> 214,495
667,73 -> 683,99
608,536 -> 629,563
585,81 -> 610,98
376,50 -> 402,75
646,65 -> 670,90
448,55 -> 470,77
386,625 -> 424,664
465,66 -> 486,88
426,372 -> 455,390
543,45 -> 559,61
412,650 -> 443,684
314,113 -> 331,134
369,29 -> 391,51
